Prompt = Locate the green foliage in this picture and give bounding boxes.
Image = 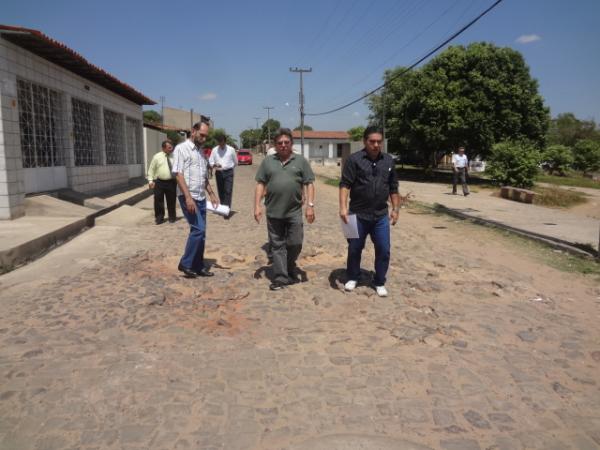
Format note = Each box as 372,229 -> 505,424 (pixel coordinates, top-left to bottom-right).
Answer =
294,125 -> 313,131
572,139 -> 600,174
369,42 -> 549,167
347,126 -> 365,142
486,141 -> 541,188
542,145 -> 574,176
166,130 -> 182,145
143,110 -> 161,124
547,113 -> 599,147
261,119 -> 281,142
204,128 -> 236,149
536,172 -> 600,190
240,128 -> 261,148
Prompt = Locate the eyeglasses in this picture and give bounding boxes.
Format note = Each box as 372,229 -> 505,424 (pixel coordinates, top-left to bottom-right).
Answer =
276,140 -> 291,145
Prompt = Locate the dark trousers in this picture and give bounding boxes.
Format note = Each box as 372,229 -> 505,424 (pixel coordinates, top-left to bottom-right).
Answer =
453,168 -> 469,195
267,215 -> 303,284
215,169 -> 234,207
347,214 -> 391,286
153,179 -> 177,221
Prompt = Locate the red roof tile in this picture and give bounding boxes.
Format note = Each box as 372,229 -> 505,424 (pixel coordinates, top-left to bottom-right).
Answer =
0,24 -> 155,105
292,130 -> 349,140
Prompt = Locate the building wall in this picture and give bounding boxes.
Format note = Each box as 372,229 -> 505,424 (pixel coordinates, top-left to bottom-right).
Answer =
143,127 -> 167,172
293,138 -> 350,160
0,38 -> 144,218
162,107 -> 202,130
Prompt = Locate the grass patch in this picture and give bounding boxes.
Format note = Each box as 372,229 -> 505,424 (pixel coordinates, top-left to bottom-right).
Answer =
537,172 -> 600,189
533,186 -> 588,208
323,177 -> 340,187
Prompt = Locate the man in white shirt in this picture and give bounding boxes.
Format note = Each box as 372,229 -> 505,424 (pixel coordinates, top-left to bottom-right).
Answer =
172,118 -> 220,278
209,133 -> 237,211
452,146 -> 470,196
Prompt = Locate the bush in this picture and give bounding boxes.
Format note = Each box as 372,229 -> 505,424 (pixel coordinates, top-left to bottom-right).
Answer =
486,141 -> 541,188
542,145 -> 574,176
572,139 -> 600,174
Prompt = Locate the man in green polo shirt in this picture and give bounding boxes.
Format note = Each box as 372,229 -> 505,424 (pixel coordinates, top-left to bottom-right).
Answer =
254,128 -> 316,291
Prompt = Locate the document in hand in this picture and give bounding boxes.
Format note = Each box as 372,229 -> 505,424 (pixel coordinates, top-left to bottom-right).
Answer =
340,214 -> 359,239
206,201 -> 231,217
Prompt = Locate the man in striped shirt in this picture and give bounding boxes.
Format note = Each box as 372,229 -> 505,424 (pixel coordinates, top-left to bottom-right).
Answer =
172,118 -> 220,278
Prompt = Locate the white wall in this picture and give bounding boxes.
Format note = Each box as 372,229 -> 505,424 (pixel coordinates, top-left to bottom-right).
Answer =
0,38 -> 145,217
143,127 -> 167,172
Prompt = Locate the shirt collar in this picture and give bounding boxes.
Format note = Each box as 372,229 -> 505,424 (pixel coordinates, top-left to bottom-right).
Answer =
361,149 -> 383,161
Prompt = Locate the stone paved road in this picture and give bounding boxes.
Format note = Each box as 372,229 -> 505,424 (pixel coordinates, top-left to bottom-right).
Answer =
1,162 -> 599,450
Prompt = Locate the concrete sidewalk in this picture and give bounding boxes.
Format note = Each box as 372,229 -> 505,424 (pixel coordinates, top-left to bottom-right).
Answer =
0,183 -> 151,272
312,164 -> 600,255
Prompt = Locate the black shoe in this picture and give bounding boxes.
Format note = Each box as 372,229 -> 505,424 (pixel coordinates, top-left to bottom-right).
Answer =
168,218 -> 176,223
197,268 -> 214,277
464,192 -> 470,196
177,263 -> 198,278
286,273 -> 300,285
269,281 -> 285,291
155,218 -> 165,225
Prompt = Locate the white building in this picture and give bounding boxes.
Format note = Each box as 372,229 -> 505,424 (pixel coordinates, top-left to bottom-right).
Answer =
292,130 -> 352,162
0,24 -> 155,219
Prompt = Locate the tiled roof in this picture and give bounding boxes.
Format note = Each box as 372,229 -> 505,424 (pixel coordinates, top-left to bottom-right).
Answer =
0,24 -> 155,105
143,122 -> 187,132
292,130 -> 349,140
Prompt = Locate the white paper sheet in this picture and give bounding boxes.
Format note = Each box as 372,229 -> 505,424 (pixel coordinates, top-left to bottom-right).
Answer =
340,214 -> 359,239
206,201 -> 231,217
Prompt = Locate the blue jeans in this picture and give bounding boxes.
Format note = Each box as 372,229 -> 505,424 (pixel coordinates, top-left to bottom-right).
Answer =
346,214 -> 391,286
178,196 -> 207,272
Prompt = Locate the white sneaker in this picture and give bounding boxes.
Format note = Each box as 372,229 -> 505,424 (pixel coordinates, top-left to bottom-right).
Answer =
344,280 -> 357,291
375,285 -> 388,297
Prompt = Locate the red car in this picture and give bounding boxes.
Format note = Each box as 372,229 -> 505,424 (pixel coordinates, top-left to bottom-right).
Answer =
237,149 -> 253,165
203,147 -> 212,158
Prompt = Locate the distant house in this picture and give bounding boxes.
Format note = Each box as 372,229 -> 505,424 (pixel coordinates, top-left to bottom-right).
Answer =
0,24 -> 155,219
292,130 -> 352,161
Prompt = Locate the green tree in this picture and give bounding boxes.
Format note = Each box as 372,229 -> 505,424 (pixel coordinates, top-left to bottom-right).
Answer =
294,125 -> 313,131
572,139 -> 600,175
542,145 -> 574,176
487,141 -> 541,188
261,119 -> 281,142
547,113 -> 598,147
143,110 -> 161,124
347,126 -> 365,142
240,129 -> 261,148
369,43 -> 549,168
166,130 -> 183,145
204,128 -> 236,148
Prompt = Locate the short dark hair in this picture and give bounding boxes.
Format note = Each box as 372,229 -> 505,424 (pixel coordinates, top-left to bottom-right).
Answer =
215,132 -> 226,143
363,126 -> 383,140
161,139 -> 173,148
192,115 -> 211,130
274,128 -> 293,143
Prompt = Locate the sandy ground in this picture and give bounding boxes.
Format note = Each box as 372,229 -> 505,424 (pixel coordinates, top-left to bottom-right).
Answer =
0,163 -> 599,450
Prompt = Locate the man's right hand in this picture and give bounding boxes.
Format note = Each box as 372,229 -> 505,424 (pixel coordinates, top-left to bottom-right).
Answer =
339,208 -> 349,224
149,182 -> 155,189
254,207 -> 263,224
185,196 -> 196,214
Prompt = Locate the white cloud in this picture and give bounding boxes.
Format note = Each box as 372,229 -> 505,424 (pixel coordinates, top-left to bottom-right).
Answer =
284,102 -> 290,107
516,34 -> 541,44
199,92 -> 217,101
352,111 -> 360,117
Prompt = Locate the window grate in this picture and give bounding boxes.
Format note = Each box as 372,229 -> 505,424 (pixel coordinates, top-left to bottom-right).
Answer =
17,79 -> 64,168
104,109 -> 125,165
126,118 -> 143,164
72,98 -> 100,166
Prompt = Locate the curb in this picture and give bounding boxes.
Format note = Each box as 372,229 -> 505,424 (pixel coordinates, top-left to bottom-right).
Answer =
432,203 -> 598,259
0,188 -> 152,273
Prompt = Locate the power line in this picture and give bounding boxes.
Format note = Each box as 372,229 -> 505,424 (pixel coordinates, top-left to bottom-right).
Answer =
306,0 -> 504,117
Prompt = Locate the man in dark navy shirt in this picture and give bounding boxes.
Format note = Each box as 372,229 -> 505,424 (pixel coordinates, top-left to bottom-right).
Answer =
339,126 -> 400,297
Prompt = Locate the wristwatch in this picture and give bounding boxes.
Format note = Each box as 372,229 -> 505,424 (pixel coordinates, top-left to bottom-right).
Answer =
307,202 -> 315,207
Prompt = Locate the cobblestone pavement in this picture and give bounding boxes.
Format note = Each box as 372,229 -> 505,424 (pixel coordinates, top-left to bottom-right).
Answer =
1,163 -> 599,450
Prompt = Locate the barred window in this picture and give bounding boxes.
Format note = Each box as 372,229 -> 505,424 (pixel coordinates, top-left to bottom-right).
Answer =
72,98 -> 100,166
104,109 -> 125,165
126,118 -> 143,164
17,79 -> 64,168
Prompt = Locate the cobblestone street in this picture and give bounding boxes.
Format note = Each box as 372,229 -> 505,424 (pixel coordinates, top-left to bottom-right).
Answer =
1,163 -> 599,450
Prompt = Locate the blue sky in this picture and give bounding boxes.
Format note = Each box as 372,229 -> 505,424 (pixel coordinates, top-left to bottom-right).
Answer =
3,0 -> 599,142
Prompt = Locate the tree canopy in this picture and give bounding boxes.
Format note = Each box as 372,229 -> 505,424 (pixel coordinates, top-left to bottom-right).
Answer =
261,119 -> 281,142
294,125 -> 313,131
240,128 -> 262,148
546,113 -> 599,147
347,126 -> 365,142
369,42 -> 549,167
143,110 -> 161,124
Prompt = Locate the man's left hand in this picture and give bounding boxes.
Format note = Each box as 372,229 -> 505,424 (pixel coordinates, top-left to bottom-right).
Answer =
209,193 -> 219,208
306,206 -> 315,224
390,209 -> 399,225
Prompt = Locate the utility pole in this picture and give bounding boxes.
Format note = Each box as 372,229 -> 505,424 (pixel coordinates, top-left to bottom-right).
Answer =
263,106 -> 274,153
252,117 -> 261,150
159,96 -> 165,124
290,67 -> 312,158
381,91 -> 386,153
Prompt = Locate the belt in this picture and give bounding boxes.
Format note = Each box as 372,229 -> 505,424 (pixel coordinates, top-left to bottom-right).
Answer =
156,178 -> 175,181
